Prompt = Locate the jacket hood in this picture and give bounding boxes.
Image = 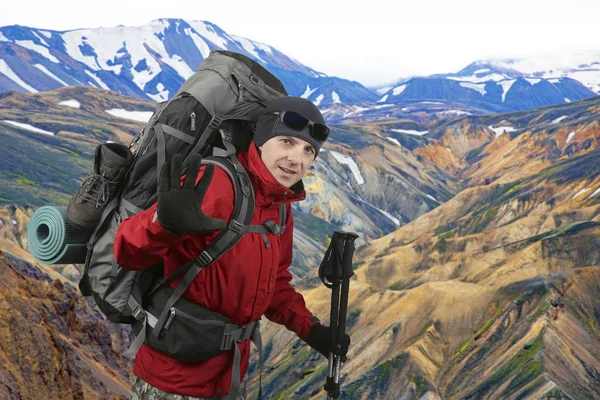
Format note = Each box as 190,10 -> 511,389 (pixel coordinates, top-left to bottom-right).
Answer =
237,141 -> 306,207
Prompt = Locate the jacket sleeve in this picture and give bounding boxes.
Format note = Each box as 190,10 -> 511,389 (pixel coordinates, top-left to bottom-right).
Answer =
113,165 -> 231,270
264,205 -> 317,340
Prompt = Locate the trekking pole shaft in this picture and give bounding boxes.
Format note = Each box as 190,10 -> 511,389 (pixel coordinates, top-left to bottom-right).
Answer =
329,280 -> 341,353
336,233 -> 358,348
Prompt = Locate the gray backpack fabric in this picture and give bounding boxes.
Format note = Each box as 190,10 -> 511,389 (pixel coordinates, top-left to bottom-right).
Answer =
77,50 -> 288,399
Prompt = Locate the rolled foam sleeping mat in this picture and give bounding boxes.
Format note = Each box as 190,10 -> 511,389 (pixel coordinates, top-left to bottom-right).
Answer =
27,206 -> 92,265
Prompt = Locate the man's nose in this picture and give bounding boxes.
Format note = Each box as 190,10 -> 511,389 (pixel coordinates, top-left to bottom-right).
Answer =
287,149 -> 302,163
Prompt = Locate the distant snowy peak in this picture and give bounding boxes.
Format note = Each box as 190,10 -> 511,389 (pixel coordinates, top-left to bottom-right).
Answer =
371,50 -> 600,112
457,50 -> 600,94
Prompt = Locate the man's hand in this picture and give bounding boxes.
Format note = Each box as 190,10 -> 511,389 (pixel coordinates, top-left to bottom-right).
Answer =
157,153 -> 227,235
305,323 -> 351,362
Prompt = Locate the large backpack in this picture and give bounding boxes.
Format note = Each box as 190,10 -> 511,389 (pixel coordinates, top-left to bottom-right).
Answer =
78,50 -> 288,396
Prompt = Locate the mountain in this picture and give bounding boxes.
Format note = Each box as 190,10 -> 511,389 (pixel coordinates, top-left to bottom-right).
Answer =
376,51 -> 600,113
0,19 -> 378,106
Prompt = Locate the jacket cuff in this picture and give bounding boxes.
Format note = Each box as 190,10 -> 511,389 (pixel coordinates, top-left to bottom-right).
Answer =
299,315 -> 321,341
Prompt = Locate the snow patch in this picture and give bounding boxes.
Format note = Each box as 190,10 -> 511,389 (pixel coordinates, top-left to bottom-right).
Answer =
564,98 -> 571,103
0,32 -> 8,42
380,210 -> 400,226
572,188 -> 589,199
386,137 -> 401,146
85,70 -> 110,90
105,109 -> 153,123
313,94 -> 324,106
446,147 -> 453,153
184,28 -> 210,59
331,92 -> 341,103
330,151 -> 364,185
2,120 -> 54,135
343,106 -> 369,117
0,59 -> 37,92
552,115 -> 568,124
566,132 -> 575,144
58,99 -> 81,108
473,68 -> 490,74
392,85 -> 406,96
441,110 -> 471,115
12,219 -> 17,226
15,40 -> 59,63
499,80 -> 516,102
448,73 -> 507,83
301,85 -> 318,99
377,94 -> 388,103
391,129 -> 428,136
34,64 -> 69,86
32,32 -> 49,46
488,125 -> 516,138
353,195 -> 399,226
188,21 -> 229,49
148,82 -> 169,102
371,104 -> 393,109
426,194 -> 439,203
39,30 -> 52,39
233,36 -> 266,63
525,78 -> 541,85
587,188 -> 600,199
376,86 -> 392,94
459,82 -> 486,96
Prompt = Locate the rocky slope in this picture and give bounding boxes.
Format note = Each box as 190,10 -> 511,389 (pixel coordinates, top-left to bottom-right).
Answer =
0,251 -> 132,399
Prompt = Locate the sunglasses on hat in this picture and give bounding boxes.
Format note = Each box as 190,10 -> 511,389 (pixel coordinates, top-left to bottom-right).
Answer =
271,111 -> 330,142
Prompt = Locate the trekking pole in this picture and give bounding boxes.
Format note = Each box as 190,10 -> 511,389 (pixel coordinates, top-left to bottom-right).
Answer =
319,230 -> 359,400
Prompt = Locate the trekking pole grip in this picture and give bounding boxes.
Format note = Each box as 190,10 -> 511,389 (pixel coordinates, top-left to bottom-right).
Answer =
336,231 -> 358,349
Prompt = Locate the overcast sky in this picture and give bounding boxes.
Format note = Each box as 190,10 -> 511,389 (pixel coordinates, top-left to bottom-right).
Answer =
2,0 -> 599,86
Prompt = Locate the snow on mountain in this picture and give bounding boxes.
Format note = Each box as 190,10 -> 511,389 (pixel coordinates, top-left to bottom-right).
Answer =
0,19 -> 376,106
457,50 -> 600,94
373,50 -> 600,112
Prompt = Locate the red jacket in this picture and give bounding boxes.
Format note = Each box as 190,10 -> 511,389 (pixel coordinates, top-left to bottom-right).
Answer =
113,142 -> 317,397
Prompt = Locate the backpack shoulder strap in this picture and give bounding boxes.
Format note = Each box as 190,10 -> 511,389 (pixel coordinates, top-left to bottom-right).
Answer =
151,144 -> 255,336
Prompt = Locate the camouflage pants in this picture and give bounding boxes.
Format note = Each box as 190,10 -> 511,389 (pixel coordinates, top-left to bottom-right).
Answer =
130,375 -> 248,400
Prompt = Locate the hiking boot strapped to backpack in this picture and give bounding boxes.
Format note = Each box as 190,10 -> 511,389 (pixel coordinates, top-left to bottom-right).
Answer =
77,50 -> 288,399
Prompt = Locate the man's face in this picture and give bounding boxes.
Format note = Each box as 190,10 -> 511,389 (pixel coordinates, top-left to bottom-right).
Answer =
258,135 -> 317,188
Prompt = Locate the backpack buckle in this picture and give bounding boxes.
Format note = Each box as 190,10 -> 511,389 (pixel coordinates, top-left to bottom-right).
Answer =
220,331 -> 235,351
131,305 -> 144,321
197,251 -> 213,266
228,219 -> 246,234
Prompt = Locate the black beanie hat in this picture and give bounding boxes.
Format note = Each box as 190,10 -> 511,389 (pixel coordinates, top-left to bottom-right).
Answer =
254,96 -> 328,156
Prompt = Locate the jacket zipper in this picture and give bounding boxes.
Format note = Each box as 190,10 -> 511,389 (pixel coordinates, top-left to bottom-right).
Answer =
238,82 -> 244,101
164,307 -> 176,330
190,111 -> 196,132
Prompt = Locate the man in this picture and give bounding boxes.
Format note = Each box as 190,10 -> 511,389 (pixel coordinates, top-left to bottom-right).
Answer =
114,96 -> 351,399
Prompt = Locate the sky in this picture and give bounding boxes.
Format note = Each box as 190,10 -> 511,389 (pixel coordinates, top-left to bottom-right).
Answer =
1,0 -> 599,86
